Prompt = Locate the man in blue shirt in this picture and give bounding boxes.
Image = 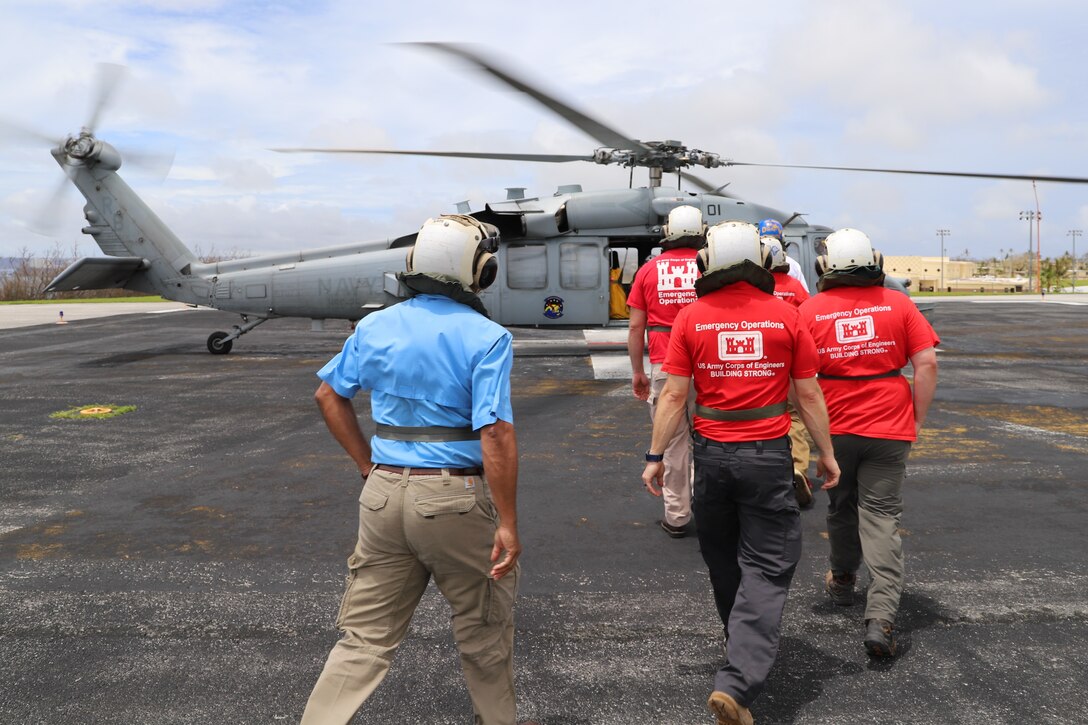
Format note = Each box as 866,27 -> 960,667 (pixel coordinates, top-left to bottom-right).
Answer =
301,215 -> 524,725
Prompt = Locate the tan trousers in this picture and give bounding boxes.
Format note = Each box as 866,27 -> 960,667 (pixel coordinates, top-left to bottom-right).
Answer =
788,409 -> 811,478
301,467 -> 519,725
649,363 -> 696,526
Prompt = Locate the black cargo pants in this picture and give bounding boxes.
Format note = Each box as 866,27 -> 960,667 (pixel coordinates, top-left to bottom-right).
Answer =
691,433 -> 801,708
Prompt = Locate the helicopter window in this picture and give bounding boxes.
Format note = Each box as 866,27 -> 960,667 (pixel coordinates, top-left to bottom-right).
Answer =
559,243 -> 600,290
506,245 -> 547,289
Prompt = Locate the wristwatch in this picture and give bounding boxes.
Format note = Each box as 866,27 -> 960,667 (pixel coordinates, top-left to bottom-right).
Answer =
645,450 -> 664,462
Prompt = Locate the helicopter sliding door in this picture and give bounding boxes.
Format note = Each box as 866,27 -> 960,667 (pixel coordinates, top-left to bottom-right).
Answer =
488,236 -> 609,326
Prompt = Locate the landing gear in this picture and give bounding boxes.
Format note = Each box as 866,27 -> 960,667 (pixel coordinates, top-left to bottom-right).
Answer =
207,331 -> 232,354
206,316 -> 269,355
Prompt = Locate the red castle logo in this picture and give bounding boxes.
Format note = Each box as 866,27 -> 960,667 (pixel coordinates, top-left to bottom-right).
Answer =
835,315 -> 875,344
718,332 -> 763,361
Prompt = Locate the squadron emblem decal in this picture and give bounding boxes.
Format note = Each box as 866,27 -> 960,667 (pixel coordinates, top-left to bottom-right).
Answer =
543,296 -> 564,319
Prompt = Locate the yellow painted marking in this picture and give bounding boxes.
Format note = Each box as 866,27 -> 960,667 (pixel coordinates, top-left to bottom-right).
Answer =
43,524 -> 66,536
80,406 -> 113,415
17,543 -> 63,560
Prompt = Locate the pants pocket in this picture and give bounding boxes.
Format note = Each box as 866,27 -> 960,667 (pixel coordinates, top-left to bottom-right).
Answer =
483,567 -> 518,625
335,555 -> 361,630
413,492 -> 477,518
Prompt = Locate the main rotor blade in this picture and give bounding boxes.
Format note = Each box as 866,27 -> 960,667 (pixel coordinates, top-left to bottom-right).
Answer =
679,170 -> 739,198
271,147 -> 593,163
725,160 -> 1088,185
409,42 -> 650,155
84,63 -> 127,133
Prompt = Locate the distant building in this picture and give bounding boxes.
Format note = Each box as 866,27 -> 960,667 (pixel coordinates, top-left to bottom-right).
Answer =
882,255 -> 1025,293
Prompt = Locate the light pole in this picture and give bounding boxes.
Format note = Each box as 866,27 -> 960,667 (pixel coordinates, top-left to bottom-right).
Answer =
936,228 -> 950,291
1070,229 -> 1082,294
1019,211 -> 1039,292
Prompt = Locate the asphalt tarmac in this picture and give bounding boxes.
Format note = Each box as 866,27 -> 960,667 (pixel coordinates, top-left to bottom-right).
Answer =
1,301 -> 1086,724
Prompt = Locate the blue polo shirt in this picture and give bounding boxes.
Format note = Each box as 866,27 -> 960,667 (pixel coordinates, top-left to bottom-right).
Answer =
317,294 -> 514,467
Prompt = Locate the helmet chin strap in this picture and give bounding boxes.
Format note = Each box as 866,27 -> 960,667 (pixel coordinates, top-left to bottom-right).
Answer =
816,268 -> 885,292
398,272 -> 491,317
661,234 -> 706,250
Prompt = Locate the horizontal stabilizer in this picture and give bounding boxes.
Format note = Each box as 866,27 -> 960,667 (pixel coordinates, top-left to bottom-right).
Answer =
45,256 -> 149,292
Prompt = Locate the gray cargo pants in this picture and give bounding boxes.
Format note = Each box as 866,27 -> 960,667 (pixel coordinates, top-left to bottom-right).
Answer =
826,434 -> 911,624
691,433 -> 801,708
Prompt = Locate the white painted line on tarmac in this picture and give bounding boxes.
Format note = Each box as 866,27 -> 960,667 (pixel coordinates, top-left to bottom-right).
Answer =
590,353 -> 648,380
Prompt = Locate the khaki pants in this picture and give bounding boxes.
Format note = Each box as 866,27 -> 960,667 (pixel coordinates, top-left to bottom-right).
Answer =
301,467 -> 519,725
649,363 -> 696,527
826,435 -> 911,624
787,408 -> 810,478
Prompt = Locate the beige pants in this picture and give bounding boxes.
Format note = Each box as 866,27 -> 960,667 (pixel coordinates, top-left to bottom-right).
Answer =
788,409 -> 811,478
649,363 -> 696,526
301,467 -> 519,725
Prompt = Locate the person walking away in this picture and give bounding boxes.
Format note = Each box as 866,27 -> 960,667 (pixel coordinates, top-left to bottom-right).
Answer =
627,204 -> 706,538
642,220 -> 840,725
761,234 -> 814,508
301,214 -> 526,725
798,228 -> 938,658
758,218 -> 809,293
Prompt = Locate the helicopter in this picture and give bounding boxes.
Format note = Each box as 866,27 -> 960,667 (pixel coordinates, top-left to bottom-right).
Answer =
19,44 -> 1088,354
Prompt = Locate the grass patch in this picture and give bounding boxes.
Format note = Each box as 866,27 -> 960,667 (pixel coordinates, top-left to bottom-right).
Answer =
1,296 -> 165,305
50,404 -> 137,420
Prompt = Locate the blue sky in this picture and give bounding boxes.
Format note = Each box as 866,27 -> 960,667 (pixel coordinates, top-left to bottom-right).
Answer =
1,0 -> 1086,262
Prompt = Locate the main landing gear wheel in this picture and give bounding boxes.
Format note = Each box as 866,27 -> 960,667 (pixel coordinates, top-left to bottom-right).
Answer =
207,331 -> 233,355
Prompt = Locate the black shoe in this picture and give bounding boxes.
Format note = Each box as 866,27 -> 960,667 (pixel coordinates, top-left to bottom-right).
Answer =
659,519 -> 688,538
825,570 -> 856,606
864,618 -> 898,657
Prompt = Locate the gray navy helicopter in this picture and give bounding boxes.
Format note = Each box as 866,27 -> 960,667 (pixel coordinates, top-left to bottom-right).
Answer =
20,44 -> 1088,353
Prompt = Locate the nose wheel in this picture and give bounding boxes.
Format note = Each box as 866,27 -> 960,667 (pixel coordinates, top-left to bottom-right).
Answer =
207,331 -> 233,354
206,316 -> 268,354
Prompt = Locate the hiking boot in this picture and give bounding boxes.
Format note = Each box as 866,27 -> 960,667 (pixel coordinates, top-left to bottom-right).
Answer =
864,618 -> 898,657
659,519 -> 688,538
708,690 -> 753,725
793,471 -> 813,508
825,570 -> 855,606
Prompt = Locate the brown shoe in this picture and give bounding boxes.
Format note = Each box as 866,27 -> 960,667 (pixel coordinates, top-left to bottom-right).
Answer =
793,471 -> 813,508
708,690 -> 753,725
825,570 -> 855,606
864,618 -> 898,658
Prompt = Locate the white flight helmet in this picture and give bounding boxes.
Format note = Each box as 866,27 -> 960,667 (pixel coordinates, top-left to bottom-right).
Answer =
697,220 -> 762,274
406,214 -> 500,290
662,205 -> 707,245
761,236 -> 789,272
819,228 -> 878,273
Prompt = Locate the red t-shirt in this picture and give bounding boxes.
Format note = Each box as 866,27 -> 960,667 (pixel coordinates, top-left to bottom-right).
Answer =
627,248 -> 700,363
772,271 -> 809,308
798,286 -> 939,441
662,282 -> 819,442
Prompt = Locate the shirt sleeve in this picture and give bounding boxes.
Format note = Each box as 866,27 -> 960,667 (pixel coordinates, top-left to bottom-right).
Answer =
471,331 -> 515,429
903,303 -> 940,356
316,330 -> 364,399
790,321 -> 819,379
626,268 -> 648,311
660,307 -> 693,377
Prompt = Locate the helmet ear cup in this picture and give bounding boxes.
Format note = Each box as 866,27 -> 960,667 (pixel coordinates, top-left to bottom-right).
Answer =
873,250 -> 884,271
696,247 -> 710,274
473,251 -> 498,289
406,247 -> 415,272
815,255 -> 828,277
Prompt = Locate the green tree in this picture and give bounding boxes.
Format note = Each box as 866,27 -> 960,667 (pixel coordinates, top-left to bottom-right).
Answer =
1040,254 -> 1072,293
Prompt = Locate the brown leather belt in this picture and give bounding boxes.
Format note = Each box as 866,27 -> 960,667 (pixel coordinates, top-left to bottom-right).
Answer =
374,464 -> 481,476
